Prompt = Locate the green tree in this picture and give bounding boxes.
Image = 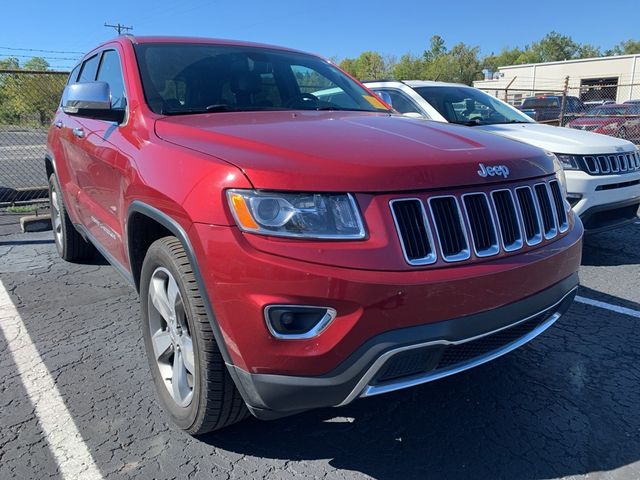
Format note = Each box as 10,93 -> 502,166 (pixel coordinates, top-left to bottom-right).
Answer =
338,51 -> 390,80
483,47 -> 526,72
338,58 -> 358,77
423,35 -> 447,62
0,57 -> 20,70
392,53 -> 425,80
576,44 -> 601,59
0,56 -> 66,126
605,40 -> 640,56
421,37 -> 482,85
529,31 -> 579,62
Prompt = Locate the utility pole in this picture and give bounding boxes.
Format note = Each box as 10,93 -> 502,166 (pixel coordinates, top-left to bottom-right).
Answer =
104,22 -> 133,35
558,75 -> 570,127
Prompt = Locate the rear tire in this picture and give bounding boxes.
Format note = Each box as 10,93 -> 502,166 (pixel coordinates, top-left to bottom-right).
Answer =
48,173 -> 95,262
140,236 -> 249,434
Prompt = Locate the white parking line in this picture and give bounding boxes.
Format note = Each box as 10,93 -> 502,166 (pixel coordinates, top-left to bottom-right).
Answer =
575,295 -> 640,319
0,281 -> 104,480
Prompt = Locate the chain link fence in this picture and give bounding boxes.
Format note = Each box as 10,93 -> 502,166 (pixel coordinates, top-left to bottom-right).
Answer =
478,78 -> 640,145
0,69 -> 67,200
0,69 -> 68,227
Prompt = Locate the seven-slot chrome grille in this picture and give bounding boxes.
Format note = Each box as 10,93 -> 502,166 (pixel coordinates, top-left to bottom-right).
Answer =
573,151 -> 640,176
390,178 -> 569,266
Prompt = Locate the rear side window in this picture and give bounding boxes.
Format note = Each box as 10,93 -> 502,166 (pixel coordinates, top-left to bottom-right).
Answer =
97,50 -> 127,109
78,54 -> 100,82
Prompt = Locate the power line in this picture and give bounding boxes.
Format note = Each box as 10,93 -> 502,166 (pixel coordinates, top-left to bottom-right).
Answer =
104,22 -> 133,35
0,46 -> 85,55
0,53 -> 79,61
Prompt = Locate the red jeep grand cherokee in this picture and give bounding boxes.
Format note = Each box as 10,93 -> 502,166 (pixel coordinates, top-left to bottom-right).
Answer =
47,36 -> 583,434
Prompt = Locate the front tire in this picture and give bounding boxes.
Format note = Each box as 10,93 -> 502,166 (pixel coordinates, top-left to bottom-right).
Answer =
140,237 -> 248,434
48,173 -> 95,261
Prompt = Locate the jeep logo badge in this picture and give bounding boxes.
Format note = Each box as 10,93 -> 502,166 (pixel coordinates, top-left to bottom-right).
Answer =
478,163 -> 510,178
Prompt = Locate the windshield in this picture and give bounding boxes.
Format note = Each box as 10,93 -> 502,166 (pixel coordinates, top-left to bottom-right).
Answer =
586,106 -> 632,115
521,97 -> 560,108
134,43 -> 391,115
413,86 -> 533,126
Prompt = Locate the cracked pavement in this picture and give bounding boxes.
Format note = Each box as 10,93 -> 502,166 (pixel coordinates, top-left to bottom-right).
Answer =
0,221 -> 639,480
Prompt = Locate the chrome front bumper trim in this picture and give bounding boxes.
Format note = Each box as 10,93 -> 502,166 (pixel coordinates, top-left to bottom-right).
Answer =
338,287 -> 576,406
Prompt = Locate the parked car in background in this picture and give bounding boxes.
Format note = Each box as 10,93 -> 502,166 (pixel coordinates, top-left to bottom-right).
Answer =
365,80 -> 640,232
47,37 -> 582,434
567,103 -> 640,141
518,95 -> 586,124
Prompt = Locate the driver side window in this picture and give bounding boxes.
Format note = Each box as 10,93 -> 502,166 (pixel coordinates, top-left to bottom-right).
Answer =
378,89 -> 423,116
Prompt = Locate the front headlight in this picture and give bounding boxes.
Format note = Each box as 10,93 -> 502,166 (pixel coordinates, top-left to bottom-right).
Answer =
555,154 -> 579,170
556,167 -> 568,198
227,190 -> 366,239
547,152 -> 569,197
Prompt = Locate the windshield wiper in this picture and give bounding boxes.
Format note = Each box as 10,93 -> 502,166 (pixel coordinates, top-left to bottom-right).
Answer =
315,106 -> 383,112
450,119 -> 482,126
162,104 -> 234,116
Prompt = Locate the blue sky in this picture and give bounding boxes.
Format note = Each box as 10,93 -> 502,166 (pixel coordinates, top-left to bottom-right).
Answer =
1,0 -> 638,70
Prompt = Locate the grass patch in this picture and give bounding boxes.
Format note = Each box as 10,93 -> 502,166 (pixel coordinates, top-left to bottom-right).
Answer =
5,204 -> 42,214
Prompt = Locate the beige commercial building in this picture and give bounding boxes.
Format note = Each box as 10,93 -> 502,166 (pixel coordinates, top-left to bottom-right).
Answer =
474,54 -> 640,105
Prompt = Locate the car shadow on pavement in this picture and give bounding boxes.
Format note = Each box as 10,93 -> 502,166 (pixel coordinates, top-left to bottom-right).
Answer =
581,221 -> 640,267
200,293 -> 640,480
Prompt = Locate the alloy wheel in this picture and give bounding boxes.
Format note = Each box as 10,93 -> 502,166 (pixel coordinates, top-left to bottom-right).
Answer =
147,267 -> 195,407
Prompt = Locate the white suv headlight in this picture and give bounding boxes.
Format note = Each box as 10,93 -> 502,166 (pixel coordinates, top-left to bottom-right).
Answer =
555,154 -> 579,171
227,190 -> 366,239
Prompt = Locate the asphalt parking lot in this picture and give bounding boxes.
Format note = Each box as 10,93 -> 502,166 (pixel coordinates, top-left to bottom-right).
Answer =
1,220 -> 639,480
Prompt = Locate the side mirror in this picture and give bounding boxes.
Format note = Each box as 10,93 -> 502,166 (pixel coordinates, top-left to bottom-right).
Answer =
374,90 -> 393,107
62,81 -> 125,123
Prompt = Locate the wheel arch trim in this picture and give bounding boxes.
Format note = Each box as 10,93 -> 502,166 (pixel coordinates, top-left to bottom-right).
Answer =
126,201 -> 236,368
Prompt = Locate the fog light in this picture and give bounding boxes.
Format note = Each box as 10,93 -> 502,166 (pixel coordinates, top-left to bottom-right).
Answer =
264,305 -> 337,339
566,193 -> 582,207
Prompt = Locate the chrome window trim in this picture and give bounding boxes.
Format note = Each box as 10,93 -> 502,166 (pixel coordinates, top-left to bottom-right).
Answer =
389,198 -> 438,266
513,186 -> 543,246
490,189 -> 524,252
428,195 -> 471,262
534,182 -> 558,240
263,305 -> 337,340
336,287 -> 577,406
460,192 -> 500,257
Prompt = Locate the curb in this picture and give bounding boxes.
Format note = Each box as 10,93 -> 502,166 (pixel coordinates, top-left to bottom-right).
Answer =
20,215 -> 52,233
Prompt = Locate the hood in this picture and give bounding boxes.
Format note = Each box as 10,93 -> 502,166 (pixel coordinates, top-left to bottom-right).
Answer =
477,122 -> 636,156
155,111 -> 555,192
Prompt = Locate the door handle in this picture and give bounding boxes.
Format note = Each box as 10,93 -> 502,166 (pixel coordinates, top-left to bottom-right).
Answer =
72,127 -> 85,138
54,120 -> 63,129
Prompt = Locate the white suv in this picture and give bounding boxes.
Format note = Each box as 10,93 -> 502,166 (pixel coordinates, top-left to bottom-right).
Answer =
366,80 -> 640,232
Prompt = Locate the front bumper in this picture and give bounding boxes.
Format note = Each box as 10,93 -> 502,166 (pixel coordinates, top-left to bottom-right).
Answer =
566,170 -> 640,230
190,221 -> 582,377
231,274 -> 578,419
